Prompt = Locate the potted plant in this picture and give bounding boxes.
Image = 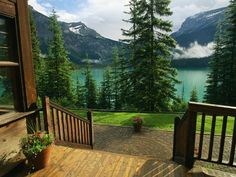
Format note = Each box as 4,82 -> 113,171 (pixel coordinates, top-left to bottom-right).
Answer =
132,117 -> 143,132
20,131 -> 53,170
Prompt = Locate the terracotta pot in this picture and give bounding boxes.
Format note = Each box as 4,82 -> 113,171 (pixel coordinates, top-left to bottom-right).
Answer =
133,124 -> 142,132
29,145 -> 53,170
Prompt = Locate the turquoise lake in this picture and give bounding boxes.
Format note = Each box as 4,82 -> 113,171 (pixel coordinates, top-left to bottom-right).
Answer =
72,67 -> 209,102
0,67 -> 209,102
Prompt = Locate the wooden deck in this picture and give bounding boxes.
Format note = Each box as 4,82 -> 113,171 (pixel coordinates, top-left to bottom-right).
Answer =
7,145 -> 236,177
11,145 -> 186,177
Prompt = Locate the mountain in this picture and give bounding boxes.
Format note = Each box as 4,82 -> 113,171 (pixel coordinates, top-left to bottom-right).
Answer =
172,7 -> 226,48
31,8 -> 124,64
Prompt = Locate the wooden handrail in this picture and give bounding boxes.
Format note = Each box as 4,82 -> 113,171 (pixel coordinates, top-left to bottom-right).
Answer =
49,101 -> 89,123
189,102 -> 236,116
173,102 -> 236,168
41,97 -> 94,149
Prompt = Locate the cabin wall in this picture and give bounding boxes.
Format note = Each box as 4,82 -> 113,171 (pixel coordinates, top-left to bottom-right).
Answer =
0,119 -> 27,176
0,0 -> 37,176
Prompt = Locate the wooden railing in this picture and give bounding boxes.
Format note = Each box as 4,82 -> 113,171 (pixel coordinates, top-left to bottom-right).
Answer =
173,102 -> 236,168
39,97 -> 94,149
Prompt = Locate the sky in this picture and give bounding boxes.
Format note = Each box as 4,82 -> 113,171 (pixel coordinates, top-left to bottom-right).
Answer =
28,0 -> 229,41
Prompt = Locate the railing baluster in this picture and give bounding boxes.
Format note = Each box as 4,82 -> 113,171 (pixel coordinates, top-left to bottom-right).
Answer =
75,118 -> 79,143
63,112 -> 68,141
218,116 -> 227,163
229,117 -> 236,165
61,112 -> 66,141
56,110 -> 61,141
67,114 -> 71,141
208,115 -> 216,161
74,117 -> 77,143
78,119 -> 82,143
84,121 -> 88,145
51,108 -> 56,137
82,121 -> 85,144
70,115 -> 74,143
198,113 -> 205,159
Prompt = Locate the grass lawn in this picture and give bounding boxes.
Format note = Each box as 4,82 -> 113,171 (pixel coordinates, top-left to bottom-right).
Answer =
71,110 -> 235,135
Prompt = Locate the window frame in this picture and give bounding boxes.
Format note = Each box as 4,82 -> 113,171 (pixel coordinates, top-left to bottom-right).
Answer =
0,13 -> 24,112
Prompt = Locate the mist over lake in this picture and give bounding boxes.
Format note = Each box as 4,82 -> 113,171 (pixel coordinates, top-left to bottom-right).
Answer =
72,67 -> 209,102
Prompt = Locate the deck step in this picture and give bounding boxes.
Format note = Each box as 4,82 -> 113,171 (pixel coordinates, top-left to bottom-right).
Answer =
187,167 -> 236,177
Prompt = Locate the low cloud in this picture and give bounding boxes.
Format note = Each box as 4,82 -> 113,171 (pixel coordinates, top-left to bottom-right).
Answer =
173,41 -> 214,59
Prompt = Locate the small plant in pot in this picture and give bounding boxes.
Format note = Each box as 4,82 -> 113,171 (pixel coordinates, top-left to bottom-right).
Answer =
132,117 -> 143,132
20,131 -> 53,170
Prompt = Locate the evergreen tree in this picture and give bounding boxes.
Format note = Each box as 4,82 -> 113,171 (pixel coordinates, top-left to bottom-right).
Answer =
98,67 -> 112,109
45,10 -> 73,100
204,21 -> 223,104
190,87 -> 198,102
205,1 -> 236,106
123,0 -> 178,111
84,63 -> 97,108
75,78 -> 85,108
111,47 -> 121,109
117,49 -> 130,109
29,9 -> 46,97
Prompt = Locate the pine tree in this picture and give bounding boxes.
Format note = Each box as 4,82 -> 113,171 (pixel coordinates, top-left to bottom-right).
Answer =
75,78 -> 85,108
221,0 -> 236,105
123,0 -> 178,111
190,87 -> 198,102
98,67 -> 112,109
204,21 -> 224,104
111,47 -> 122,109
29,9 -> 46,97
205,1 -> 236,106
117,49 -> 130,109
45,10 -> 73,100
84,63 -> 97,108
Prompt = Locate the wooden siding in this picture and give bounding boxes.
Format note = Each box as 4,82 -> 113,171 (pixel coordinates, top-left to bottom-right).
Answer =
0,119 -> 27,176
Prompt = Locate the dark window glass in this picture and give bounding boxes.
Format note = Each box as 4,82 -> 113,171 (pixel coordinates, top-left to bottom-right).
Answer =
0,16 -> 16,61
0,15 -> 19,113
0,68 -> 14,109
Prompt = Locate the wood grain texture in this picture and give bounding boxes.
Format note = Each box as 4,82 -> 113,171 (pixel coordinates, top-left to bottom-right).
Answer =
0,118 -> 27,176
0,0 -> 15,17
26,146 -> 187,177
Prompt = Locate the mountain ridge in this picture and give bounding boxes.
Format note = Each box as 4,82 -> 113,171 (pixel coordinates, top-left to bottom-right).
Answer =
172,7 -> 226,48
31,7 -> 124,64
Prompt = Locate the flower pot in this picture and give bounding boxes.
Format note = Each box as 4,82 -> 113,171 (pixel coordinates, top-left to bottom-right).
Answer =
28,145 -> 53,170
133,124 -> 142,132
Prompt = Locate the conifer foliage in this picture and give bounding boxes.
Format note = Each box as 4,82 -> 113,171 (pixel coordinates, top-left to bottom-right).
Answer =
123,0 -> 178,111
84,63 -> 97,108
205,0 -> 236,106
29,9 -> 45,97
45,10 -> 73,100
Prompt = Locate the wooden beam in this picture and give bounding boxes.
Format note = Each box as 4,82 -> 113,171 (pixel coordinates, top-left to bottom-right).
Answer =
0,0 -> 16,17
16,0 -> 37,111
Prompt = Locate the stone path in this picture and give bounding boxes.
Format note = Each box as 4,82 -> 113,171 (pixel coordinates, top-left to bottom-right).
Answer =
93,124 -> 236,174
94,125 -> 173,161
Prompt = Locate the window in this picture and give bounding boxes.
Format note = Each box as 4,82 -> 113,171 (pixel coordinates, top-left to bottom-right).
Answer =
0,14 -> 22,113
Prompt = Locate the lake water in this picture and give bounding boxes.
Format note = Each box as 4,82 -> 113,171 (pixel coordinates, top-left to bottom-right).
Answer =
72,67 -> 209,102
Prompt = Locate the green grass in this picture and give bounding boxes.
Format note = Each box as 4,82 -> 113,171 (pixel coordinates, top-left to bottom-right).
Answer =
71,110 -> 235,135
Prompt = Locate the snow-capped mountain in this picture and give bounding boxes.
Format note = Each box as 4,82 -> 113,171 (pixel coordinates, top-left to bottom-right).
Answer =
172,7 -> 226,48
31,7 -> 124,64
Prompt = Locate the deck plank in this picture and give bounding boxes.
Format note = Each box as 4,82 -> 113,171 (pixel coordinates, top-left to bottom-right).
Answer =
27,145 -> 188,177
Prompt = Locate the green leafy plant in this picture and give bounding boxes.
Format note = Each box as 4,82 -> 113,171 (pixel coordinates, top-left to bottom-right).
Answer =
20,132 -> 53,157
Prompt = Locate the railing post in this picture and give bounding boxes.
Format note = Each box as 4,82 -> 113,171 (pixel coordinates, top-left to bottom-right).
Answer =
185,110 -> 197,168
42,96 -> 53,134
87,111 -> 94,149
173,116 -> 180,161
